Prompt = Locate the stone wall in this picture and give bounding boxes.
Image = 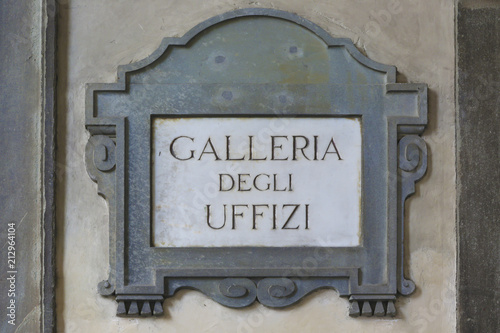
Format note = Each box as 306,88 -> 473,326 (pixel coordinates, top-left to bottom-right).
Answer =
457,1 -> 500,332
55,1 -> 456,332
0,0 -> 47,331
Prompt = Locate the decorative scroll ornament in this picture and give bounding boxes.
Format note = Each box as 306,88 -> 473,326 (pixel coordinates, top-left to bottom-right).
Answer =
90,135 -> 116,172
398,135 -> 428,296
257,278 -> 297,307
217,278 -> 257,307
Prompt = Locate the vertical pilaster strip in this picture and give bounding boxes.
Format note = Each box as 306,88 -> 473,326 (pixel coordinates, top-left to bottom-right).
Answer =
42,0 -> 57,331
457,1 -> 500,332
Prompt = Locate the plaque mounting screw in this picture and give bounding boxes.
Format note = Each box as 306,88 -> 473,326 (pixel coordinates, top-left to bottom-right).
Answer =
215,55 -> 225,63
104,281 -> 111,288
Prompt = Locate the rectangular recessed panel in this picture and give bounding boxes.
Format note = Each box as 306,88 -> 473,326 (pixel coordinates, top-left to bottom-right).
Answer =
152,117 -> 362,247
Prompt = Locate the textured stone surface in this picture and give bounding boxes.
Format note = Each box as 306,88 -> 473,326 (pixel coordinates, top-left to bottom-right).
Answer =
457,2 -> 500,332
0,0 -> 43,332
56,0 -> 456,332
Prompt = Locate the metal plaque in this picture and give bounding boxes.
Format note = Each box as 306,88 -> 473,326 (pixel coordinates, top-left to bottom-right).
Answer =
85,8 -> 428,318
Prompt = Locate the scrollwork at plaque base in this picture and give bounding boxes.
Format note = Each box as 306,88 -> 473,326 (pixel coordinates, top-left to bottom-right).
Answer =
110,277 -> 404,317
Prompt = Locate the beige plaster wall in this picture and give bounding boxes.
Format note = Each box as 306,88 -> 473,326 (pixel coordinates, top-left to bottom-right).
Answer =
56,0 -> 456,332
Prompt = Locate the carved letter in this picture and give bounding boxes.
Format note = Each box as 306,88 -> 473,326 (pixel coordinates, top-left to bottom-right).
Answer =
273,174 -> 287,191
249,136 -> 267,160
271,136 -> 288,160
226,136 -> 245,160
232,205 -> 248,229
206,204 -> 226,229
238,174 -> 251,191
253,174 -> 271,191
292,136 -> 310,160
282,204 -> 300,229
321,137 -> 343,160
305,204 -> 309,229
219,174 -> 235,191
252,205 -> 269,230
198,137 -> 221,160
170,136 -> 195,161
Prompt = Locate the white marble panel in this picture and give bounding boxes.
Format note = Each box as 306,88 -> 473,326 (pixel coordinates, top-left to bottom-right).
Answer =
152,117 -> 361,247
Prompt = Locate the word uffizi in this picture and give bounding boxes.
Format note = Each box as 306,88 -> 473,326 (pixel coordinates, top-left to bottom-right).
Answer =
168,134 -> 343,231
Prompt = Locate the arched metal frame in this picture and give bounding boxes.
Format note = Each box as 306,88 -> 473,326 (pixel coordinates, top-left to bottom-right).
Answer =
85,8 -> 427,318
